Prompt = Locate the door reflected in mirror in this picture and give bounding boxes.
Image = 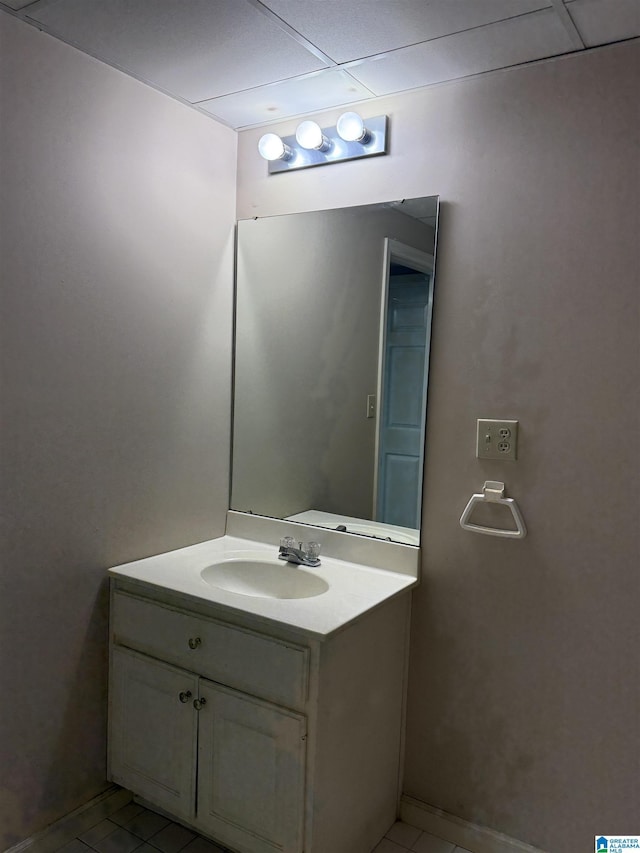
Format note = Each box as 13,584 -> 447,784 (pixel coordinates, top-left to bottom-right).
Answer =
232,196 -> 439,546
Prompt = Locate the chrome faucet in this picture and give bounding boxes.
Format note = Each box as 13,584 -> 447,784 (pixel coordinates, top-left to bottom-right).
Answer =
278,536 -> 321,567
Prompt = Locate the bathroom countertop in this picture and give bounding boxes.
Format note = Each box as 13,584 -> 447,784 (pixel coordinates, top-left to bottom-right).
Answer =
108,535 -> 418,640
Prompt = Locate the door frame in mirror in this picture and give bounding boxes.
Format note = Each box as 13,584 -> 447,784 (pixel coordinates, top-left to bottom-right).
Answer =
373,238 -> 435,526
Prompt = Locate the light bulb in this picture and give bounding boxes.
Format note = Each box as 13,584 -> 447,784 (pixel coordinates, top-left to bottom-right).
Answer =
295,120 -> 331,151
336,111 -> 370,143
258,133 -> 292,161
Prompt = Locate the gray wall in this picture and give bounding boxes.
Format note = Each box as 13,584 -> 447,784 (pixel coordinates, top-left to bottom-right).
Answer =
237,42 -> 640,853
233,206 -> 433,521
0,15 -> 236,847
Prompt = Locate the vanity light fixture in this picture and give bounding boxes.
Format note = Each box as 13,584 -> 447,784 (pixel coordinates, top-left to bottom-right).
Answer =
258,112 -> 388,174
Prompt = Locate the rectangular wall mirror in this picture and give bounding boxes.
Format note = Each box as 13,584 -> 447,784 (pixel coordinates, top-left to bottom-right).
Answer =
231,196 -> 439,546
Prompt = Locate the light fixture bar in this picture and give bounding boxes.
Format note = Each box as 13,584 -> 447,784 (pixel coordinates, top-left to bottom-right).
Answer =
266,115 -> 388,174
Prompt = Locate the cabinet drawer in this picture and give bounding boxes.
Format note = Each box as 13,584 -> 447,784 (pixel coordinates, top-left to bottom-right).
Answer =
111,590 -> 309,710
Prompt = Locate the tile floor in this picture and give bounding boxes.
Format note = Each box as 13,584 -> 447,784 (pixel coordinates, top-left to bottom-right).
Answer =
372,820 -> 472,853
54,801 -> 472,853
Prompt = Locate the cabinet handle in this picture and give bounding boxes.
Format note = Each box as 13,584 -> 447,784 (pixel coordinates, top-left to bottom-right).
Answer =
178,691 -> 192,704
188,637 -> 201,649
193,697 -> 207,711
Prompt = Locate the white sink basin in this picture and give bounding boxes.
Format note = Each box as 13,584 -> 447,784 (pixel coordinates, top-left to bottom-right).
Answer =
200,558 -> 329,600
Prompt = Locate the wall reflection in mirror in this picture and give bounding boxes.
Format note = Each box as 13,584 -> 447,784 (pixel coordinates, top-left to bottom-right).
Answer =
232,196 -> 439,546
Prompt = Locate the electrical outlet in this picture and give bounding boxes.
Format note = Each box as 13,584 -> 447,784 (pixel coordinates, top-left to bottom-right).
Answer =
476,419 -> 519,461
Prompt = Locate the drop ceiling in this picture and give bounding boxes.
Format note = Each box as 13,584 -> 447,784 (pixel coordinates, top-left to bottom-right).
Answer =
1,0 -> 637,129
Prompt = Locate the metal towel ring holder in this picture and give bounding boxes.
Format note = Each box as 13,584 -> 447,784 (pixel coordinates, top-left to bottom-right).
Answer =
459,481 -> 527,539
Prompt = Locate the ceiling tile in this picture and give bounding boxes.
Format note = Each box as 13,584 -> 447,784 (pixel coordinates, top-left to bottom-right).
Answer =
24,0 -> 327,102
260,0 -> 552,63
0,0 -> 40,9
345,9 -> 575,95
565,0 -> 639,46
198,68 -> 374,129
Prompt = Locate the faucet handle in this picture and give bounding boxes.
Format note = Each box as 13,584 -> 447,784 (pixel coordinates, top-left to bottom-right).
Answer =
280,535 -> 300,549
304,541 -> 321,562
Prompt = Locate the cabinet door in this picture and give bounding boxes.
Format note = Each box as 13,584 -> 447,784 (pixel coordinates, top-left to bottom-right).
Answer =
197,680 -> 306,853
109,646 -> 198,821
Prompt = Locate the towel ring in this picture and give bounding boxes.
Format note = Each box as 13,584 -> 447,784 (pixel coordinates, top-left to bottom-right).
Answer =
460,481 -> 527,539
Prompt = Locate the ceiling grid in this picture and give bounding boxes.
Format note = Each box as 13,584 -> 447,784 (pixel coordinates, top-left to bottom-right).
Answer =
0,0 -> 637,128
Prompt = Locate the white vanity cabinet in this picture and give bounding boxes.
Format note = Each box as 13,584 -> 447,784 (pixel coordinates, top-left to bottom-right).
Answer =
109,587 -> 308,853
108,575 -> 411,853
109,647 -> 199,823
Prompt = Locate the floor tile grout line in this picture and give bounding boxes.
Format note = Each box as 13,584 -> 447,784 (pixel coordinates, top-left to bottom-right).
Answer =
72,814 -> 445,853
79,812 -> 176,852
